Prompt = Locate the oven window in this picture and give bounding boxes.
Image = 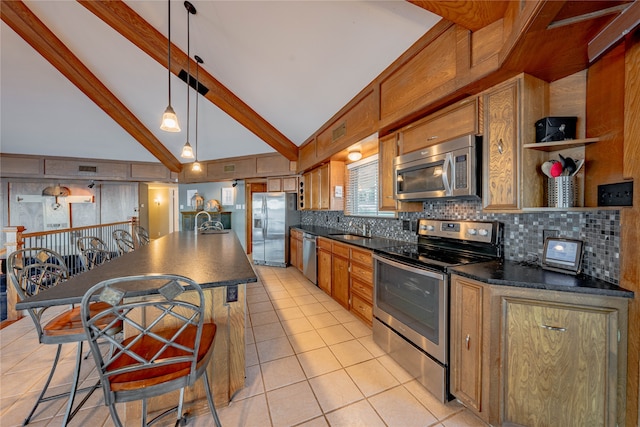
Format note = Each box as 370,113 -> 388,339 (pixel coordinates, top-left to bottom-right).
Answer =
376,261 -> 441,344
397,162 -> 445,195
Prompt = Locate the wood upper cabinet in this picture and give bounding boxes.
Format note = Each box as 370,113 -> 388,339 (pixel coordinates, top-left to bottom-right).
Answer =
450,275 -> 485,414
482,74 -> 546,211
301,161 -> 345,211
449,274 -> 629,427
378,133 -> 423,213
317,237 -> 332,296
267,176 -> 298,193
398,97 -> 479,155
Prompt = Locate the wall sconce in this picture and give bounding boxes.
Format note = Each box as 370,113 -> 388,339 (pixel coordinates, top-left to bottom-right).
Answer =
347,150 -> 362,161
154,198 -> 161,206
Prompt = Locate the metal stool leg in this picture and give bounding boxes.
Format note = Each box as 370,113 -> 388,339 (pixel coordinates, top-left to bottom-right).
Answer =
202,371 -> 222,427
22,344 -> 63,425
61,342 -> 83,426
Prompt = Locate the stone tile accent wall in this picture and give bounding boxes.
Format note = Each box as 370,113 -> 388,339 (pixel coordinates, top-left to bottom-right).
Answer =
301,199 -> 621,284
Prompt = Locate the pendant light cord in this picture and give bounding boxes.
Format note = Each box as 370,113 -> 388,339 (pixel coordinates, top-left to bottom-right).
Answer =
167,0 -> 172,105
195,57 -> 200,161
185,6 -> 191,146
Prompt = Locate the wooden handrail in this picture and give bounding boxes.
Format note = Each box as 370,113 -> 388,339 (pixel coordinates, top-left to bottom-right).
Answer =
20,220 -> 132,238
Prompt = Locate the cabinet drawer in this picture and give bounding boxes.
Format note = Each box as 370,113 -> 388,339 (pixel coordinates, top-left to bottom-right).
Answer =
350,263 -> 373,283
332,242 -> 350,258
351,277 -> 372,302
350,248 -> 372,265
318,237 -> 332,250
351,293 -> 373,325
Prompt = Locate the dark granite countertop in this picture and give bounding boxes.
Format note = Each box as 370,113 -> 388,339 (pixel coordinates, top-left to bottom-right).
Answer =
16,231 -> 257,310
291,225 -> 405,250
450,260 -> 634,298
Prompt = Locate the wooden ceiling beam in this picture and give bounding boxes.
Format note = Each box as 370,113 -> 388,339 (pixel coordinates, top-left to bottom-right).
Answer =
408,1 -> 509,31
589,1 -> 640,63
79,0 -> 299,162
0,0 -> 183,173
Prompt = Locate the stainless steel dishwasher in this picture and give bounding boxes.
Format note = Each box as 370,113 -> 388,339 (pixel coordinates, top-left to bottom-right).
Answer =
302,233 -> 317,284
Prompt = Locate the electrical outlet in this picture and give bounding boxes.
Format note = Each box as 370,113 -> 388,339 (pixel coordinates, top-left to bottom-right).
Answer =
226,285 -> 238,303
410,220 -> 418,232
543,229 -> 559,244
402,220 -> 410,231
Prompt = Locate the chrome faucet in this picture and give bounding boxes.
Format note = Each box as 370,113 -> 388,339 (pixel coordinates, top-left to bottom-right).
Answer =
194,211 -> 211,232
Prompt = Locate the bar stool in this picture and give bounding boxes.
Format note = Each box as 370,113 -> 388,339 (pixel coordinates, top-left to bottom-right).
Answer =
76,236 -> 111,271
112,229 -> 135,255
134,225 -> 150,246
7,248 -> 121,426
81,274 -> 221,427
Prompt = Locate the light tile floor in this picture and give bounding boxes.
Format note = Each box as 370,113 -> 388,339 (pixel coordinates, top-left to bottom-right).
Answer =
0,264 -> 489,427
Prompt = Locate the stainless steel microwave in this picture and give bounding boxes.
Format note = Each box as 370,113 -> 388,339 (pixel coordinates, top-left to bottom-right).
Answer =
393,134 -> 481,200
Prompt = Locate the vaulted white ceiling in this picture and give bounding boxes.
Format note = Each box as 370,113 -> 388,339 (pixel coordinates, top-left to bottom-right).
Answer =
1,1 -> 440,167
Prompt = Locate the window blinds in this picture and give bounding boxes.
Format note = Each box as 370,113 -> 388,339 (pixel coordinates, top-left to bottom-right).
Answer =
346,154 -> 394,217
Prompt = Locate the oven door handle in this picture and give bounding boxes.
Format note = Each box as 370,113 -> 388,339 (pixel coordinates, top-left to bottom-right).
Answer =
373,254 -> 445,281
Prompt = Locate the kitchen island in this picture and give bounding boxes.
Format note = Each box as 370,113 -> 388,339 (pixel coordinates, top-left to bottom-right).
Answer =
15,230 -> 256,421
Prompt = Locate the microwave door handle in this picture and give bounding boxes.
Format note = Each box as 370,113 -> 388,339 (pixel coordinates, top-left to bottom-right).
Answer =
441,153 -> 454,196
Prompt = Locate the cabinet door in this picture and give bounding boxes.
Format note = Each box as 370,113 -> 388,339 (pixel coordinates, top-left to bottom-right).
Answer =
317,248 -> 332,296
332,255 -> 349,309
296,237 -> 304,271
267,178 -> 282,192
503,299 -> 616,427
319,164 -> 330,210
310,169 -> 321,210
290,234 -> 298,269
451,276 -> 484,412
282,176 -> 298,192
483,81 -> 519,210
378,133 -> 399,211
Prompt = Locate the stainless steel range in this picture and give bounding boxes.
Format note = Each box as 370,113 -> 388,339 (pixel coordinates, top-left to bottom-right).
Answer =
373,218 -> 502,402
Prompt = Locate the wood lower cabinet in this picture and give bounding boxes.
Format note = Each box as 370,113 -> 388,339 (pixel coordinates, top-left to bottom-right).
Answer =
450,274 -> 629,427
349,247 -> 373,325
317,237 -> 332,296
331,246 -> 350,309
290,229 -> 303,270
503,298 -> 618,427
450,276 -> 485,413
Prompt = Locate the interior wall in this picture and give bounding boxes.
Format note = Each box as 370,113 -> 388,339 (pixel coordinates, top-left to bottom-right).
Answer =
147,187 -> 171,239
178,180 -> 247,251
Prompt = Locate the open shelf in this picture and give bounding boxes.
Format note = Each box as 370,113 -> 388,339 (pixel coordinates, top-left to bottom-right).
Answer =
523,137 -> 599,151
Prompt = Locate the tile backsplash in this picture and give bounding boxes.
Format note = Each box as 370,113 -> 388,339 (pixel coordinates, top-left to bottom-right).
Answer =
301,199 -> 620,284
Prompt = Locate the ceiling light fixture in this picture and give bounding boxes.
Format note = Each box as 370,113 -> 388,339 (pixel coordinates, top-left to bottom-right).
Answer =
192,54 -> 203,172
160,0 -> 180,132
347,150 -> 363,161
180,1 -> 197,159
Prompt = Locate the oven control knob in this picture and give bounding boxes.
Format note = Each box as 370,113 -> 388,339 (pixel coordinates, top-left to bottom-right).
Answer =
478,229 -> 489,236
467,228 -> 477,235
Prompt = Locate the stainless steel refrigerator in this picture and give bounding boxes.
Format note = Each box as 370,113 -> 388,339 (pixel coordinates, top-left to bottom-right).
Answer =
252,192 -> 300,267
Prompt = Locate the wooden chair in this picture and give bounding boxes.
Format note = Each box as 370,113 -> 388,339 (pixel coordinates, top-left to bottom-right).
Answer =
7,248 -> 120,426
112,229 -> 135,255
76,236 -> 111,271
80,274 -> 221,427
134,225 -> 150,246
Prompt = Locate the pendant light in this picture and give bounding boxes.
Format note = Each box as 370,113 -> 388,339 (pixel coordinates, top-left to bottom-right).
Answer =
160,0 -> 180,132
180,1 -> 196,159
192,54 -> 203,172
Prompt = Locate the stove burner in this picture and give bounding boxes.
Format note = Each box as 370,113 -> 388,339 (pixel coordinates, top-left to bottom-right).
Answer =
379,243 -> 494,270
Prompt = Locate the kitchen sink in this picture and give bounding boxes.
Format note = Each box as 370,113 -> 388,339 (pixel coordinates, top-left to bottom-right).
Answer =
329,234 -> 371,240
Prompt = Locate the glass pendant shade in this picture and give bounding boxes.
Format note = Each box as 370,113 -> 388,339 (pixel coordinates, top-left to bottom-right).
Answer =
192,161 -> 202,172
160,105 -> 180,132
181,142 -> 194,159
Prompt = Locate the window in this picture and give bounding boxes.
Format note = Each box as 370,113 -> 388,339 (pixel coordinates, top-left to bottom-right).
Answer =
345,154 -> 394,218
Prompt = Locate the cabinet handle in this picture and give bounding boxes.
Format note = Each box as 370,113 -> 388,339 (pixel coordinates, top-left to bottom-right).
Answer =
497,139 -> 504,154
465,334 -> 471,350
427,136 -> 439,141
541,324 -> 567,332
